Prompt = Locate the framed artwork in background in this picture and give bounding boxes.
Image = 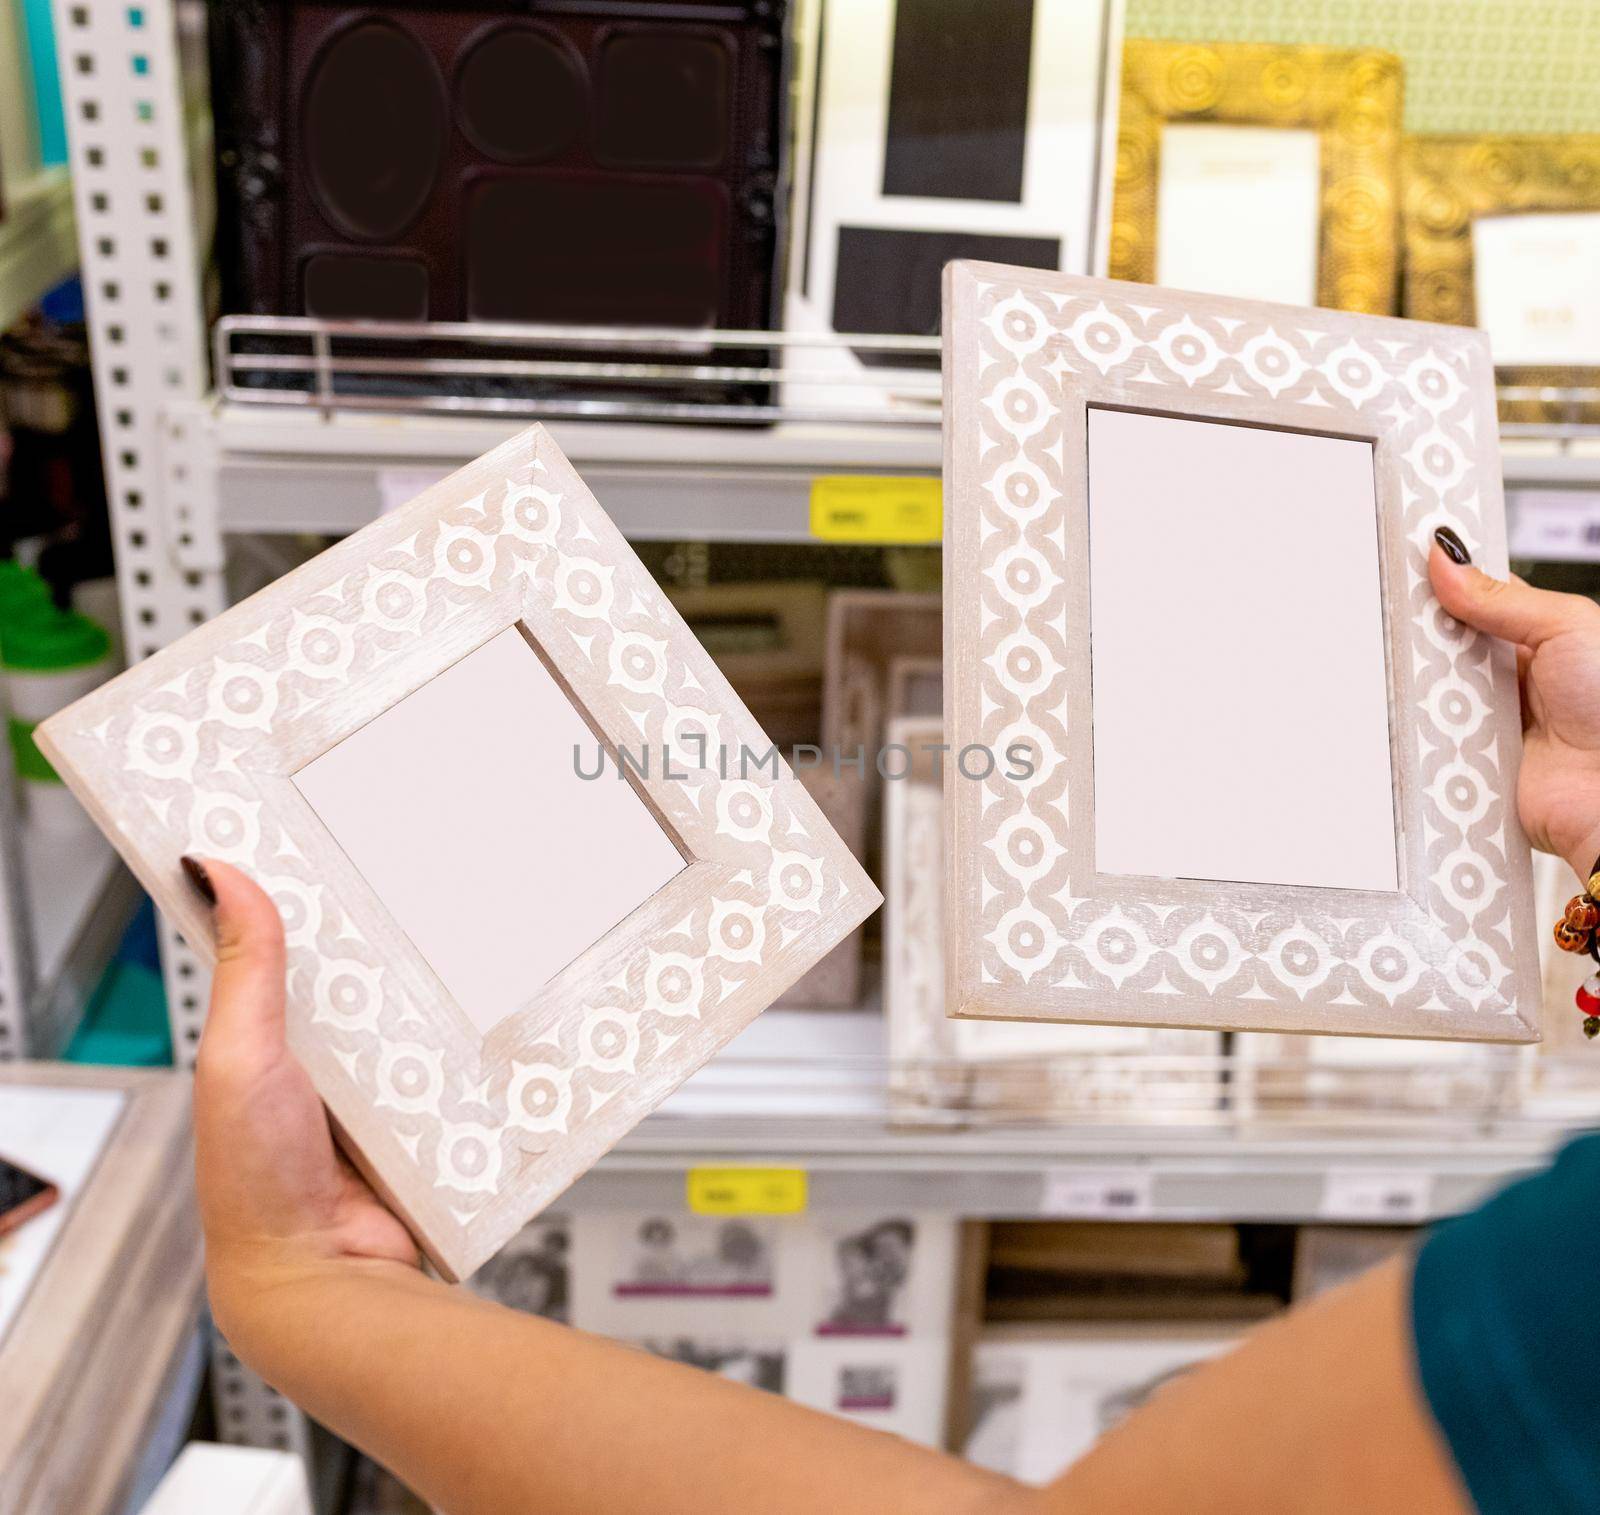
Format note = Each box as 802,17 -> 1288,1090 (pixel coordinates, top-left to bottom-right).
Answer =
206,1 -> 789,412
210,1 -> 787,327
664,581 -> 827,755
37,427 -> 879,1280
1112,41 -> 1403,314
784,0 -> 1124,410
1401,134 -> 1600,425
820,589 -> 941,859
942,261 -> 1539,1042
886,655 -> 943,723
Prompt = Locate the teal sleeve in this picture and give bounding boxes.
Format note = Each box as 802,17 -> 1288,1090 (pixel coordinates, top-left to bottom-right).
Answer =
1411,1131 -> 1600,1514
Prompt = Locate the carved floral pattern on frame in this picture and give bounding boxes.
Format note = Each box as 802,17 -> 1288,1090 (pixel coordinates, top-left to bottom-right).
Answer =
42,428 -> 878,1276
944,262 -> 1538,1039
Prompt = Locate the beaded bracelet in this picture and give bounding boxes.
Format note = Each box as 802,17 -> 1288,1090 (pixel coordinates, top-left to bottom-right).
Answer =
1552,856 -> 1600,1039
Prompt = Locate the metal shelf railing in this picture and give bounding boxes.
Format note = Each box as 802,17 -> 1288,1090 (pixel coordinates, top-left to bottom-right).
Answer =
215,316 -> 1600,448
214,316 -> 942,427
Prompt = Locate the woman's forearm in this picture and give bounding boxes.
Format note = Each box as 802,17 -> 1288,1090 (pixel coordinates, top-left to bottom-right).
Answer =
217,1260 -> 1029,1515
1039,1258 -> 1468,1515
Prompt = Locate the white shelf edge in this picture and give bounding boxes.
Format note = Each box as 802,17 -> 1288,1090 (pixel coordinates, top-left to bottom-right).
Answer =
193,399 -> 1600,542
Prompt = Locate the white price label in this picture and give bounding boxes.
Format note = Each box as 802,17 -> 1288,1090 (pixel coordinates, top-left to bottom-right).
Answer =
377,468 -> 451,516
1319,1168 -> 1432,1222
1040,1169 -> 1154,1218
1507,489 -> 1600,563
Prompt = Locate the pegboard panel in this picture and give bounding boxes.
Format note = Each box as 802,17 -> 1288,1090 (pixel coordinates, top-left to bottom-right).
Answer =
160,913 -> 210,1067
211,1337 -> 309,1457
51,0 -> 222,656
212,1335 -> 351,1514
52,0 -> 301,1463
52,0 -> 228,1059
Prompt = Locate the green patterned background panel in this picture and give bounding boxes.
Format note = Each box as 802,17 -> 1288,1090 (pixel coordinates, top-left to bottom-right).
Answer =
1127,0 -> 1600,132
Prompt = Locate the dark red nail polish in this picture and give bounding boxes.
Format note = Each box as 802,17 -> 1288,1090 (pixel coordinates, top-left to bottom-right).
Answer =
1434,526 -> 1470,565
180,855 -> 216,907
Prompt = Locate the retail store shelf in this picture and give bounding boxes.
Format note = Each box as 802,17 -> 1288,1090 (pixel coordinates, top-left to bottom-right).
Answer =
0,167 -> 76,332
23,824 -> 141,1058
190,403 -> 934,543
185,399 -> 1600,544
567,1010 -> 1591,1223
589,1116 -> 1561,1225
188,399 -> 940,543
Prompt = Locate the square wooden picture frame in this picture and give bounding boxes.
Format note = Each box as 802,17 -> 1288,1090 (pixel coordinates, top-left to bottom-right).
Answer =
1401,133 -> 1600,426
1111,40 -> 1403,315
942,261 -> 1539,1043
38,426 -> 880,1279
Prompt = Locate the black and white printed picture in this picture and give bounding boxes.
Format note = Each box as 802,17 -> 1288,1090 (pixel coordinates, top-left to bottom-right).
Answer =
642,1338 -> 786,1395
469,1217 -> 569,1323
817,1218 -> 915,1335
613,1216 -> 775,1298
837,1363 -> 897,1412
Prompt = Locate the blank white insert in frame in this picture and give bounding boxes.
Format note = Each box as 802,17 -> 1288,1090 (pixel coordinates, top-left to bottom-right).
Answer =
1086,408 -> 1398,892
293,626 -> 685,1035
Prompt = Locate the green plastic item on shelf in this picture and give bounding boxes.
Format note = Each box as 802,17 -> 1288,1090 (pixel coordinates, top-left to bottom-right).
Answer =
8,716 -> 59,783
0,604 -> 110,670
0,560 -> 51,625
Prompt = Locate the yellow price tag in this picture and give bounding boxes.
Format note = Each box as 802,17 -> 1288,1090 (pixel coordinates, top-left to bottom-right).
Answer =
809,475 -> 941,544
686,1167 -> 809,1216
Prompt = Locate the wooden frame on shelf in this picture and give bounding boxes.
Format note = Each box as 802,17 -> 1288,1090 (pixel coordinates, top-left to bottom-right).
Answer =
38,427 -> 880,1279
942,260 -> 1538,1042
1,1065 -> 200,1515
1111,39 -> 1403,314
665,581 -> 828,755
1402,133 -> 1600,425
785,0 -> 1124,410
886,655 -> 943,723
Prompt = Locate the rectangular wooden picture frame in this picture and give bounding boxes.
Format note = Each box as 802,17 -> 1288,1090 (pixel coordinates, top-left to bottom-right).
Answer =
942,261 -> 1539,1042
38,426 -> 880,1280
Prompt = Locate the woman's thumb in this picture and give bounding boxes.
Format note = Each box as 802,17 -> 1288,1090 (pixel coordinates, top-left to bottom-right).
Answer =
185,855 -> 288,1056
1429,535 -> 1588,649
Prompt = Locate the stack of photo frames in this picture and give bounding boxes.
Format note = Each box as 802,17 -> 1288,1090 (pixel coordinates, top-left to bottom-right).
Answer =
883,711 -> 1222,1125
473,1210 -> 960,1446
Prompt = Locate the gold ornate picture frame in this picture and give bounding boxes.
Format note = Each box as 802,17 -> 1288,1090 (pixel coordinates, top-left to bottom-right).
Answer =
942,260 -> 1539,1043
1401,133 -> 1600,424
1111,39 -> 1403,314
38,427 -> 880,1279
